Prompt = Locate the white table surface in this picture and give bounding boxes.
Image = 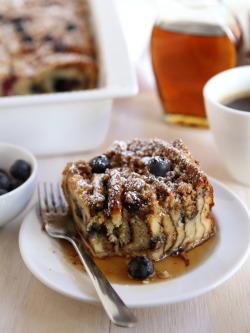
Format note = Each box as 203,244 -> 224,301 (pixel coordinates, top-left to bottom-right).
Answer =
1,92 -> 250,333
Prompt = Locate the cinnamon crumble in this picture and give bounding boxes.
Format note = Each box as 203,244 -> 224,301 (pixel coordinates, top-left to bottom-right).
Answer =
62,138 -> 215,261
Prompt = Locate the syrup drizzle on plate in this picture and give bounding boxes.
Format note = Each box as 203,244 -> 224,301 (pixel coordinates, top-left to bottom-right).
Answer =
61,234 -> 217,285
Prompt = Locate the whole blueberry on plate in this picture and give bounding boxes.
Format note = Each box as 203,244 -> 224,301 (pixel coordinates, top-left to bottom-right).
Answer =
90,155 -> 110,173
147,156 -> 170,177
128,256 -> 154,280
10,159 -> 31,181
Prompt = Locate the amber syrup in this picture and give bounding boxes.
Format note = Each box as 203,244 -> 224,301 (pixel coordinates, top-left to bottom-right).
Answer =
61,234 -> 217,285
151,22 -> 244,127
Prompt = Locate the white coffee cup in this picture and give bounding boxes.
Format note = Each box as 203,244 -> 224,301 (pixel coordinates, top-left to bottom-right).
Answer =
203,65 -> 250,185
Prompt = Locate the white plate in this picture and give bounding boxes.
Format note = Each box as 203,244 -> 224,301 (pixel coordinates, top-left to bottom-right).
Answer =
19,178 -> 250,308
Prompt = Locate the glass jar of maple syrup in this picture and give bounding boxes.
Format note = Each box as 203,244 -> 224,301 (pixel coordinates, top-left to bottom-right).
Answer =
151,0 -> 245,127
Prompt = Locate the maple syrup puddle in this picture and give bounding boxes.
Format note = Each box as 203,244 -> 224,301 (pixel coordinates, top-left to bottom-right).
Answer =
60,233 -> 218,285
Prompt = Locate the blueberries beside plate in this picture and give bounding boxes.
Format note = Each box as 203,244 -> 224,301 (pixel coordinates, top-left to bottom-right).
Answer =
0,159 -> 31,196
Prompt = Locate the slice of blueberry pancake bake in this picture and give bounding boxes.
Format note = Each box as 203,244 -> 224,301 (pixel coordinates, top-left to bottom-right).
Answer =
62,138 -> 215,261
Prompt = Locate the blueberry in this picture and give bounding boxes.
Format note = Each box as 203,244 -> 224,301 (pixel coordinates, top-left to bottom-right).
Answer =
15,22 -> 24,32
22,35 -> 33,42
90,155 -> 110,174
128,256 -> 154,280
10,160 -> 31,181
147,156 -> 170,177
124,197 -> 146,213
43,34 -> 54,42
11,178 -> 24,190
0,171 -> 11,191
87,223 -> 106,238
0,188 -> 7,196
53,78 -> 80,92
30,83 -> 42,93
66,23 -> 77,31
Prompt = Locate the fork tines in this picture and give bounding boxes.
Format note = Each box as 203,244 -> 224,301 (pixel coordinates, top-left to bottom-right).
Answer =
38,183 -> 68,216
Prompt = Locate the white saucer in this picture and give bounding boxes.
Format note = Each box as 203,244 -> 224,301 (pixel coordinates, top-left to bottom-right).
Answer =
19,178 -> 250,308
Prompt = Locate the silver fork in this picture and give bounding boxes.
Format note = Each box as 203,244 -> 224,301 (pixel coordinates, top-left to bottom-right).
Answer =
38,183 -> 137,328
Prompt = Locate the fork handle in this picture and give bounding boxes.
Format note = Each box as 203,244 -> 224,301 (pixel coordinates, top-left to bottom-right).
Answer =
69,236 -> 137,328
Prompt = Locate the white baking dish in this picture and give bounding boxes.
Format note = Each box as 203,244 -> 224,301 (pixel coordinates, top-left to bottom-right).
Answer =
0,0 -> 138,156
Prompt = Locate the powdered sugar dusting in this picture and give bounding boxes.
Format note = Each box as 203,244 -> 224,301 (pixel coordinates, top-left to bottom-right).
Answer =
61,138 -> 214,261
108,169 -> 123,214
63,138 -> 211,217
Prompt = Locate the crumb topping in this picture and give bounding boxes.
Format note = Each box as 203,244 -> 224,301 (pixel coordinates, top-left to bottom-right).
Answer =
63,138 -> 211,219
